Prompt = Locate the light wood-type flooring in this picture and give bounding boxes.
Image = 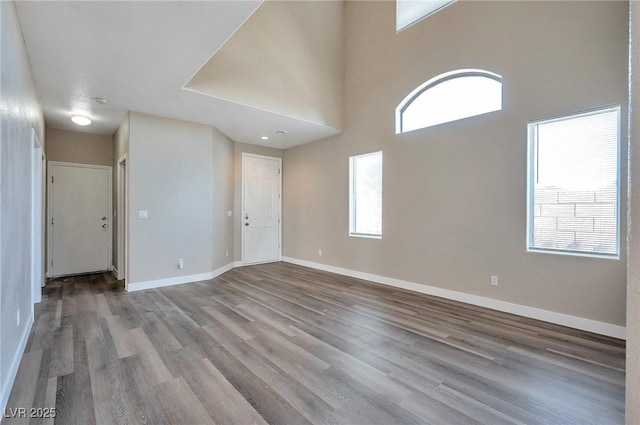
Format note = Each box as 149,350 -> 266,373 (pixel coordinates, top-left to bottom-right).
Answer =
3,262 -> 626,424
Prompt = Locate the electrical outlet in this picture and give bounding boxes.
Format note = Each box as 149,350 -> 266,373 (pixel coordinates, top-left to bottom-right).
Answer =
17,309 -> 20,326
178,258 -> 184,269
491,275 -> 498,286
225,249 -> 229,257
318,249 -> 322,256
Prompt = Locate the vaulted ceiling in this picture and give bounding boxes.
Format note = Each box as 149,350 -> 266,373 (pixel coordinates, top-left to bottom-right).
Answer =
15,1 -> 344,149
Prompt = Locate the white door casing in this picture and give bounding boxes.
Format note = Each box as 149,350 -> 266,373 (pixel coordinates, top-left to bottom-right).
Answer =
116,154 -> 127,281
47,162 -> 112,277
31,128 -> 44,304
242,154 -> 281,265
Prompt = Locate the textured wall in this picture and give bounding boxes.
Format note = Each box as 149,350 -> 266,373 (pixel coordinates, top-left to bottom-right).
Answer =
283,0 -> 629,326
0,0 -> 45,409
186,1 -> 344,130
46,127 -> 113,166
627,3 -> 639,423
127,113 -> 235,283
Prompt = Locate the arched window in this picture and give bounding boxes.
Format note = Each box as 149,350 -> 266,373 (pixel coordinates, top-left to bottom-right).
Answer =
396,69 -> 502,134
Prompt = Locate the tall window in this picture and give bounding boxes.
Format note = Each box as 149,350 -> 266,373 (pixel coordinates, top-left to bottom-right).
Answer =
396,70 -> 502,134
349,151 -> 383,238
527,106 -> 620,258
396,0 -> 456,32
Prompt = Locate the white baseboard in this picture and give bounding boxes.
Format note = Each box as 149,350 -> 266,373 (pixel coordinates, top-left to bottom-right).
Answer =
127,262 -> 236,292
1,312 -> 34,413
281,256 -> 626,340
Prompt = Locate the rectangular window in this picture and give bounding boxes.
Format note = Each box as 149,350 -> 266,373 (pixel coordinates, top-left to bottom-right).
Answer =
350,151 -> 383,238
527,106 -> 620,258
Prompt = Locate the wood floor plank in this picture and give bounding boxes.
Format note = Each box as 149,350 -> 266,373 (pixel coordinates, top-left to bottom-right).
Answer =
155,377 -> 215,425
120,355 -> 171,425
48,325 -> 74,379
104,316 -> 136,359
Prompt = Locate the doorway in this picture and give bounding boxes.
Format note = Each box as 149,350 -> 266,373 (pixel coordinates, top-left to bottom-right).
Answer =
242,153 -> 282,265
31,129 -> 45,304
116,155 -> 127,281
47,162 -> 112,277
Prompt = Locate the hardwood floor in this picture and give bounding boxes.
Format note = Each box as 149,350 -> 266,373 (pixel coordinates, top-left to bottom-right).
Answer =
3,262 -> 625,424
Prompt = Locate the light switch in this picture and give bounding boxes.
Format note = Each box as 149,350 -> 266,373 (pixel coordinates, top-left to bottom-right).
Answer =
138,210 -> 148,219
227,210 -> 233,217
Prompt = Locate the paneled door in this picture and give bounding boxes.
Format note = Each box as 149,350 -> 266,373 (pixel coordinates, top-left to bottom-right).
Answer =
242,154 -> 281,264
48,162 -> 112,277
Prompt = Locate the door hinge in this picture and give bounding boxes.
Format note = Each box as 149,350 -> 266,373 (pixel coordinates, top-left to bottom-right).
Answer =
50,259 -> 53,267
51,176 -> 54,183
278,169 -> 281,174
51,217 -> 54,225
278,194 -> 281,199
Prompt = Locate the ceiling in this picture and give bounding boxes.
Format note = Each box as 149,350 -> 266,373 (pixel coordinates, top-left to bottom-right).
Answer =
15,1 -> 342,149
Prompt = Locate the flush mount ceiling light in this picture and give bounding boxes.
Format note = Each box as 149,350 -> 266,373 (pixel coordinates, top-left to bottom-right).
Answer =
275,130 -> 286,135
71,115 -> 91,126
261,136 -> 269,140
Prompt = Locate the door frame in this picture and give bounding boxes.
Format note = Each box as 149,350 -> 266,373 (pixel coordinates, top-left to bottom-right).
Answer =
31,128 -> 45,304
241,153 -> 282,265
47,161 -> 113,278
116,154 -> 128,281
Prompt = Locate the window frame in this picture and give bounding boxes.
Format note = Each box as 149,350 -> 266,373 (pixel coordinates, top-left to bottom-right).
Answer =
396,69 -> 502,134
525,105 -> 621,260
349,150 -> 383,239
396,0 -> 456,32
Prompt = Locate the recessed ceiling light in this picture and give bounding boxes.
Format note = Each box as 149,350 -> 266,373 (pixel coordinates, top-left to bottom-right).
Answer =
261,136 -> 269,140
94,97 -> 108,104
71,115 -> 92,126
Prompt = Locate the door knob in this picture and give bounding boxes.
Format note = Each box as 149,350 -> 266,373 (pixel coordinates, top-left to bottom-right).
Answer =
102,224 -> 107,229
101,216 -> 107,221
245,223 -> 249,226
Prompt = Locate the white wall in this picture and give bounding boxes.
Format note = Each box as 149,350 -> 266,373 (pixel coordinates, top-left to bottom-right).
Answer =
0,0 -> 45,411
186,0 -> 344,130
127,112 -> 234,287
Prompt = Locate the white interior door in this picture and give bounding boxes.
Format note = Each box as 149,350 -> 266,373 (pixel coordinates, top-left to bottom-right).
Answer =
242,154 -> 281,264
49,162 -> 112,277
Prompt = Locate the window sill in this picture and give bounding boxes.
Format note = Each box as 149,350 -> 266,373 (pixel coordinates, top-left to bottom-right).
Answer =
527,247 -> 619,260
349,233 -> 382,240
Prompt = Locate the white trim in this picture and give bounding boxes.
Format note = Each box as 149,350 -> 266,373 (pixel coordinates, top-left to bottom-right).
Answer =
281,256 -> 626,340
31,128 -> 44,304
241,153 -> 282,265
127,262 -> 236,292
349,150 -> 383,239
47,161 -> 113,278
116,154 -> 128,282
526,105 -> 621,260
0,312 -> 34,414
